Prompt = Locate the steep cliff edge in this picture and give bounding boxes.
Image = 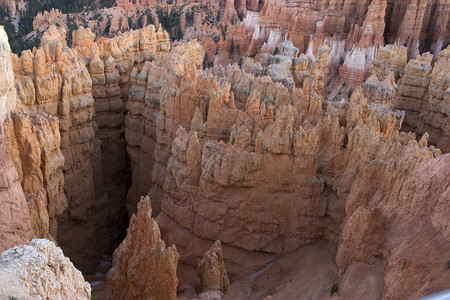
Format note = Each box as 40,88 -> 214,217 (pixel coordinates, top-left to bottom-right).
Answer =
10,26 -> 98,272
72,24 -> 170,256
0,25 -> 32,253
395,45 -> 450,153
2,24 -> 171,273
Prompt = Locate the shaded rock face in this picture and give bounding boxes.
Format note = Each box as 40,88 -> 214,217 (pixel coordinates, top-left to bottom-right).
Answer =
384,0 -> 450,57
225,242 -> 339,300
395,45 -> 450,153
107,196 -> 179,300
9,26 -> 98,272
0,24 -> 171,273
125,40 -> 203,216
72,24 -> 171,257
0,239 -> 91,299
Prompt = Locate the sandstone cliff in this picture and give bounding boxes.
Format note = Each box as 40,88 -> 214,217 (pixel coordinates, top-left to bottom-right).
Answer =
3,24 -> 171,273
395,45 -> 450,153
10,25 -> 99,272
0,25 -> 32,253
6,112 -> 66,240
124,41 -> 450,299
0,4 -> 449,299
72,24 -> 170,255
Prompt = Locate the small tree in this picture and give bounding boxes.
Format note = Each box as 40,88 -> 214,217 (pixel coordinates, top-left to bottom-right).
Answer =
330,283 -> 339,295
229,37 -> 234,58
273,46 -> 280,55
203,51 -> 208,69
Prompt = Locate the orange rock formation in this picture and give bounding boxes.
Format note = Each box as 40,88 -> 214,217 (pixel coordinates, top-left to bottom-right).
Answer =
107,196 -> 179,300
0,1 -> 449,297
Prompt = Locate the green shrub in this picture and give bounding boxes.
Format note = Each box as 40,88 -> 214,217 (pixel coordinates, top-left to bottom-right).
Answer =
330,282 -> 339,295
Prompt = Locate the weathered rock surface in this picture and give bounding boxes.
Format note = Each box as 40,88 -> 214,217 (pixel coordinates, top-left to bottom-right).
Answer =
0,3 -> 449,299
107,196 -> 179,300
395,45 -> 450,153
125,40 -> 203,215
73,25 -> 171,258
11,26 -> 99,272
0,239 -> 91,299
197,240 -> 230,296
416,46 -> 450,152
225,242 -> 339,300
1,23 -> 172,273
129,41 -> 450,299
0,25 -> 32,253
6,113 -> 66,240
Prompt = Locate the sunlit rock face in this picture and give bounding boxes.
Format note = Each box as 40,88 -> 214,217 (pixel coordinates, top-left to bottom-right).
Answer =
0,25 -> 32,253
0,239 -> 91,300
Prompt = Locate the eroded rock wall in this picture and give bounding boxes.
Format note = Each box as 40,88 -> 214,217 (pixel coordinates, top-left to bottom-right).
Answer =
395,45 -> 450,152
127,41 -> 450,298
0,25 -> 31,253
10,26 -> 97,271
73,26 -> 171,224
2,24 -> 172,272
125,40 -> 203,215
6,113 -> 66,240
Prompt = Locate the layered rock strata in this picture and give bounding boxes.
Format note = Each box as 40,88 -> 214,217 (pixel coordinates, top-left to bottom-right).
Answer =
0,26 -> 32,253
124,41 -> 450,298
416,46 -> 450,152
395,45 -> 450,152
6,112 -> 66,240
73,25 -> 171,219
0,4 -> 449,299
73,25 -> 171,254
125,40 -> 203,215
1,24 -> 172,272
10,26 -> 99,272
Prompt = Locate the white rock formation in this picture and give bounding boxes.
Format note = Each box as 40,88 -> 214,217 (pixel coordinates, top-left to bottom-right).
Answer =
0,239 -> 91,299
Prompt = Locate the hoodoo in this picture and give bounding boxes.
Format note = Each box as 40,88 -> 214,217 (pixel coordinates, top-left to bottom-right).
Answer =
0,0 -> 448,298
